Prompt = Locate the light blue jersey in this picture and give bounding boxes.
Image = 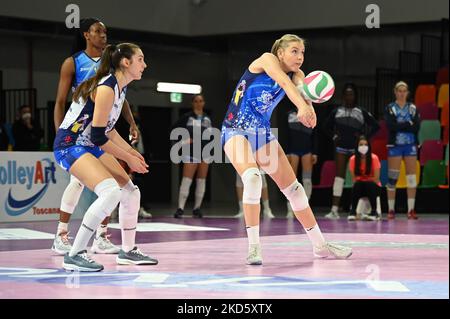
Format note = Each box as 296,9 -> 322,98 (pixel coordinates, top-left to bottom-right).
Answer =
71,51 -> 101,92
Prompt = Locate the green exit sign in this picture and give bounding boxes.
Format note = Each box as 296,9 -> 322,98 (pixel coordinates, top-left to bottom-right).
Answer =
170,92 -> 183,103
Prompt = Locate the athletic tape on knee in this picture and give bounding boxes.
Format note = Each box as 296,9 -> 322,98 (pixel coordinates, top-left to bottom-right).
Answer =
387,169 -> 400,189
332,177 -> 345,197
235,172 -> 243,188
406,174 -> 417,188
93,178 -> 121,220
241,167 -> 262,204
60,176 -> 85,214
281,180 -> 309,211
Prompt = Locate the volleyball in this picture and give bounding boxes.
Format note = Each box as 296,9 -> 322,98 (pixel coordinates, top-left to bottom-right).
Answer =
299,70 -> 335,103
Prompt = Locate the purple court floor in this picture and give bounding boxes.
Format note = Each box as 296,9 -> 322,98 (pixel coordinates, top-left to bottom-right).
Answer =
0,215 -> 448,299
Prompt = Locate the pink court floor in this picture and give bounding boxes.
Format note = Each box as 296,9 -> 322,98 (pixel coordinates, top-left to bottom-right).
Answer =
0,214 -> 448,299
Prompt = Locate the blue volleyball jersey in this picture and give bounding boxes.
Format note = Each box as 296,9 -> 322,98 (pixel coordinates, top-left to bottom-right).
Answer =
72,51 -> 101,92
389,102 -> 416,145
222,69 -> 292,132
54,74 -> 127,149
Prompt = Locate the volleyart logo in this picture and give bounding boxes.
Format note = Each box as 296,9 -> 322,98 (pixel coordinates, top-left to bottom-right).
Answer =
0,158 -> 57,216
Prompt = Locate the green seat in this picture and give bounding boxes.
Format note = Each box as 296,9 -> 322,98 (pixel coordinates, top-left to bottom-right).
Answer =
344,165 -> 353,188
419,160 -> 446,188
445,144 -> 449,166
418,120 -> 441,144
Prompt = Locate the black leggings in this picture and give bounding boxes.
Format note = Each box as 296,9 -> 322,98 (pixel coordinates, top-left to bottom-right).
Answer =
351,181 -> 380,215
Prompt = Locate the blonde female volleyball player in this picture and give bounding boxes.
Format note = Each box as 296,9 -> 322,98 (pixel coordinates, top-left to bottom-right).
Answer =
221,34 -> 352,265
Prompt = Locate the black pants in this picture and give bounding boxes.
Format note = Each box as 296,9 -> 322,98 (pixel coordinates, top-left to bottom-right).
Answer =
351,181 -> 380,215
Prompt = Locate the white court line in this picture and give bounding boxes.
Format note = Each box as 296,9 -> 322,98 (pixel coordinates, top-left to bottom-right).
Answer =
185,276 -> 273,285
229,280 -> 410,292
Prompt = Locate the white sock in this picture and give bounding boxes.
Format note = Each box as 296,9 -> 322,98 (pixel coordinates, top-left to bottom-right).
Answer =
119,181 -> 140,253
305,224 -> 326,248
388,199 -> 395,211
407,198 -> 415,212
69,212 -> 103,257
96,224 -> 107,238
178,177 -> 192,210
262,199 -> 270,211
57,222 -> 68,235
246,225 -> 260,246
194,178 -> 206,209
331,205 -> 339,214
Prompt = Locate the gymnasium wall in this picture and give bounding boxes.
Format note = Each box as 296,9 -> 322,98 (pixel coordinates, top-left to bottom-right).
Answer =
0,0 -> 448,35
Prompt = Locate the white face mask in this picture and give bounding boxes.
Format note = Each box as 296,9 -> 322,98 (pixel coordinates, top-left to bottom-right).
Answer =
22,113 -> 31,121
358,145 -> 369,155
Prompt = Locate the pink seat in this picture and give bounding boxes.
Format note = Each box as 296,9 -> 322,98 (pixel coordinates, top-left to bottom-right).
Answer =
419,140 -> 444,165
417,102 -> 439,120
314,160 -> 336,189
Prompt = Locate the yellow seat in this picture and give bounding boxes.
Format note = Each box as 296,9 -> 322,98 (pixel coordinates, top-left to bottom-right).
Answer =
396,160 -> 420,188
437,84 -> 449,108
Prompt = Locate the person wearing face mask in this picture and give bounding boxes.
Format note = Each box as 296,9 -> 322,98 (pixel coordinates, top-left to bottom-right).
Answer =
324,83 -> 380,220
348,136 -> 381,221
12,105 -> 44,151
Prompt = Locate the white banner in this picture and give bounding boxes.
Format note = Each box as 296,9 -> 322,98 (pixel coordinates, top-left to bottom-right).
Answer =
0,152 -> 71,222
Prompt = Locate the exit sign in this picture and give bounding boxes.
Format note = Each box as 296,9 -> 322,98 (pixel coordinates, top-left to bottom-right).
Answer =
170,92 -> 182,103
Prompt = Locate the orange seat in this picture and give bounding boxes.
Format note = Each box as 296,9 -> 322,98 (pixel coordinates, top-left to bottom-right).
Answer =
415,84 -> 437,106
437,84 -> 449,108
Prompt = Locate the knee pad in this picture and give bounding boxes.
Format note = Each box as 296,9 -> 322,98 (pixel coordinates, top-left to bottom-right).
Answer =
406,174 -> 417,188
94,178 -> 121,219
387,169 -> 400,189
235,172 -> 243,188
120,181 -> 141,218
241,167 -> 262,204
60,175 -> 85,214
333,177 -> 345,197
281,180 -> 309,211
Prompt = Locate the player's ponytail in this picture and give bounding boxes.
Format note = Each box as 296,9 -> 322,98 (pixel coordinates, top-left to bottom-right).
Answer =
271,34 -> 305,59
73,43 -> 140,102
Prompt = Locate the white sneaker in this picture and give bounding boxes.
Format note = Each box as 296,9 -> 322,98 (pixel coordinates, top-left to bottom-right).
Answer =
325,211 -> 340,220
313,242 -> 352,259
91,234 -> 120,254
246,244 -> 263,265
347,214 -> 357,221
363,213 -> 380,221
138,207 -> 152,218
263,208 -> 275,219
51,232 -> 72,255
234,210 -> 244,218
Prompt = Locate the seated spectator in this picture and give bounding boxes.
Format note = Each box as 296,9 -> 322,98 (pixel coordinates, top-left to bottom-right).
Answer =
348,135 -> 381,221
12,105 -> 43,151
